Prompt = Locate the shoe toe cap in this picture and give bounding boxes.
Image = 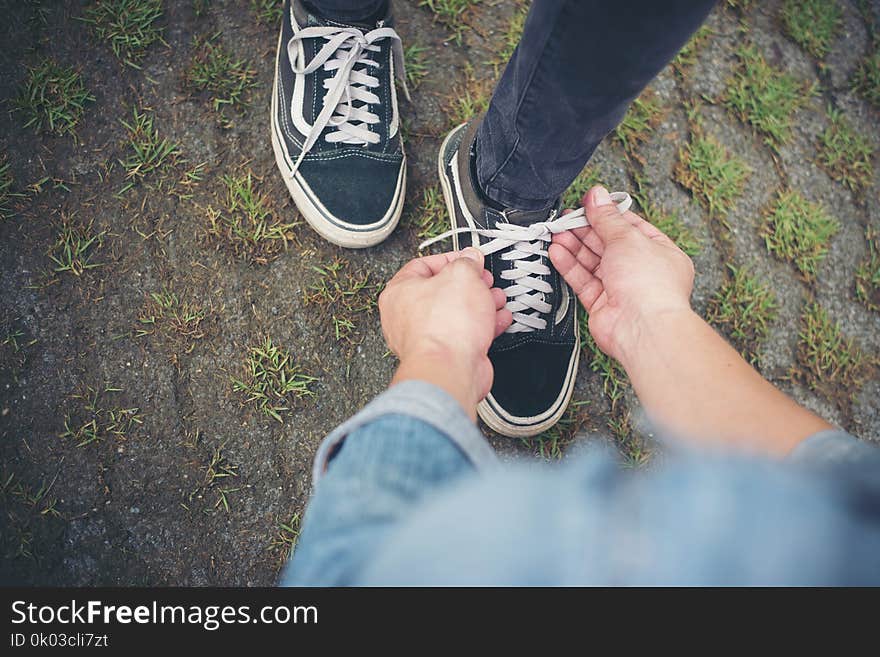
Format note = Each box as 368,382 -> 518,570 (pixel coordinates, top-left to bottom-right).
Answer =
298,153 -> 403,226
489,342 -> 576,420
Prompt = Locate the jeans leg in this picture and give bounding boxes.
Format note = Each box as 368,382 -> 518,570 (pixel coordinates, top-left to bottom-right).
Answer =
304,0 -> 388,22
476,0 -> 716,211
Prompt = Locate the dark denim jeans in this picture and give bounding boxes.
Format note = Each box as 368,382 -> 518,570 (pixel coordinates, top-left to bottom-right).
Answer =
477,0 -> 716,210
311,0 -> 716,210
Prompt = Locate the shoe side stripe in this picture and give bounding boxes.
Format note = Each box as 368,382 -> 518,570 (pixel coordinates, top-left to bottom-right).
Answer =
273,105 -> 403,232
449,151 -> 479,243
289,8 -> 316,138
275,24 -> 306,149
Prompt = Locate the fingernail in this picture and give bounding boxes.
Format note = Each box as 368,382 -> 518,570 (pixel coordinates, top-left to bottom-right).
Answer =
461,247 -> 482,262
593,186 -> 612,206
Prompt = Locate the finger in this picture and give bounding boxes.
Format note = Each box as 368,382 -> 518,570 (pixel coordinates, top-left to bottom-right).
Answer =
444,249 -> 485,281
481,268 -> 494,287
582,188 -> 663,239
395,247 -> 484,282
394,251 -> 459,281
554,221 -> 607,257
551,230 -> 601,271
454,246 -> 484,268
494,308 -> 513,337
549,243 -> 605,310
584,186 -> 638,245
551,229 -> 582,252
491,286 -> 506,310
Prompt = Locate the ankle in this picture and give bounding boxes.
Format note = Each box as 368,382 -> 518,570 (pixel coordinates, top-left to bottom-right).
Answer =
471,129 -> 555,214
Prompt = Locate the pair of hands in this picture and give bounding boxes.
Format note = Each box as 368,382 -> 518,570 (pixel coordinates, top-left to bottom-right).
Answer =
379,186 -> 695,414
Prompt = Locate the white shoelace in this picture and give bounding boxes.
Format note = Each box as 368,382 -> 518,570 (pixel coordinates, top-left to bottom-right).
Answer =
287,24 -> 409,176
419,192 -> 632,333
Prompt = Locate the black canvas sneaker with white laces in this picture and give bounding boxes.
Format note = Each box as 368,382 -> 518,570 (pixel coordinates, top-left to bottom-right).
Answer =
426,119 -> 631,437
271,0 -> 408,248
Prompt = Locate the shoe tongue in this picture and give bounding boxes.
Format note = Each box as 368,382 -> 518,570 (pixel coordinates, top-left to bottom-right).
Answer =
309,2 -> 392,29
501,207 -> 556,227
311,14 -> 379,29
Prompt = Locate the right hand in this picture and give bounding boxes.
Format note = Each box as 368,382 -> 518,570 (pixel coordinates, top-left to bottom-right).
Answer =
378,248 -> 511,407
549,186 -> 695,363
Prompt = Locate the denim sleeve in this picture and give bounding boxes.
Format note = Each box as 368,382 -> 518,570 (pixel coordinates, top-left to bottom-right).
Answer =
280,381 -> 497,586
788,429 -> 880,467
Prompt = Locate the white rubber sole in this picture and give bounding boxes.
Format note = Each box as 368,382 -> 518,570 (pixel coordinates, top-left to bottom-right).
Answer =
436,125 -> 579,438
270,35 -> 405,249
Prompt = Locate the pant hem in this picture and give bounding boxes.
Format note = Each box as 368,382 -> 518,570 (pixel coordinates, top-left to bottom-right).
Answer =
481,182 -> 556,213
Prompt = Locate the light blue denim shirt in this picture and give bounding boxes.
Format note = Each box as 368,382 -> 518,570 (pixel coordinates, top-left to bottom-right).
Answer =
282,381 -> 880,586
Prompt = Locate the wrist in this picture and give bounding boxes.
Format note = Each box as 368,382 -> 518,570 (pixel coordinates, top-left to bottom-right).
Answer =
614,307 -> 701,374
392,341 -> 483,421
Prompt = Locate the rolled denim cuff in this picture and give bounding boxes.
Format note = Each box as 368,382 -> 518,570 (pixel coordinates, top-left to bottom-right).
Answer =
788,429 -> 876,466
312,380 -> 498,484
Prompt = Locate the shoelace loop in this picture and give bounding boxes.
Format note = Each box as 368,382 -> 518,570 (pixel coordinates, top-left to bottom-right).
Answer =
287,23 -> 409,176
419,192 -> 632,333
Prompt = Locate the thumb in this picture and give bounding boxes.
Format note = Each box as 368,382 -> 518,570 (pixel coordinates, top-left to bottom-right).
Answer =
585,186 -> 632,244
445,247 -> 485,282
453,246 -> 484,268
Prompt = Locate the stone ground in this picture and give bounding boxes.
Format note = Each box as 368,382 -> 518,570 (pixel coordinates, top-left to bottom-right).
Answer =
0,0 -> 878,585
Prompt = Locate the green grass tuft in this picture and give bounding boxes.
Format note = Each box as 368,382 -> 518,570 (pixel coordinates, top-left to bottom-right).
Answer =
420,0 -> 480,41
607,411 -> 650,468
304,257 -> 379,347
0,158 -> 16,221
521,401 -> 588,461
855,227 -> 880,313
14,59 -> 94,137
781,0 -> 842,59
204,444 -> 240,512
443,64 -> 491,128
852,48 -> 880,109
580,314 -> 629,412
817,108 -> 875,193
761,190 -> 839,279
206,169 -> 298,263
136,287 -> 208,344
642,204 -> 701,256
496,1 -> 528,64
187,35 -> 258,125
674,128 -> 750,219
270,513 -> 302,562
707,265 -> 777,365
60,385 -> 142,448
83,0 -> 165,68
614,90 -> 664,159
404,43 -> 429,89
192,0 -> 210,17
49,217 -> 105,276
232,337 -> 317,423
724,44 -> 817,148
251,0 -> 283,25
410,184 -> 449,244
672,24 -> 712,75
118,108 -> 182,194
795,302 -> 869,400
562,167 -> 604,209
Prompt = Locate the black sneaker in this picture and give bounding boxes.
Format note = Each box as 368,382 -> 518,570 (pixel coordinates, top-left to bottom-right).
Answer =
430,120 -> 633,436
433,119 -> 581,437
271,0 -> 408,248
